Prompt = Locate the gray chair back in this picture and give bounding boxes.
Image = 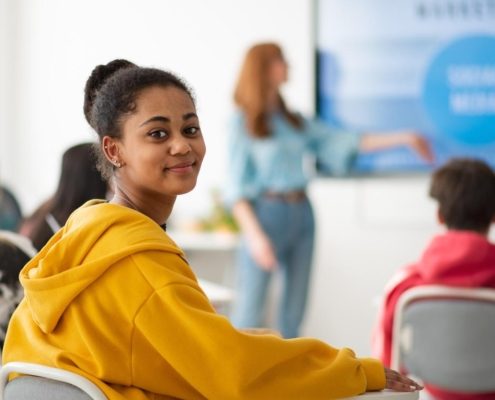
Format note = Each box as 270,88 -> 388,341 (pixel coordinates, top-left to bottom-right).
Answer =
0,362 -> 107,400
392,286 -> 495,393
5,376 -> 94,400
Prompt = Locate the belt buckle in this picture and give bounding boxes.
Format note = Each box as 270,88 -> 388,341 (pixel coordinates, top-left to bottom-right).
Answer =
286,191 -> 305,202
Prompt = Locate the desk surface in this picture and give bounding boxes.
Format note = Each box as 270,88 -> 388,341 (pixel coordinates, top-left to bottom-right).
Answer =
346,390 -> 420,399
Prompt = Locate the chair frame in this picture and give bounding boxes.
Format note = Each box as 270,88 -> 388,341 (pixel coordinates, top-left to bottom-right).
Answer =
0,361 -> 419,400
391,285 -> 495,371
345,389 -> 419,399
0,362 -> 107,400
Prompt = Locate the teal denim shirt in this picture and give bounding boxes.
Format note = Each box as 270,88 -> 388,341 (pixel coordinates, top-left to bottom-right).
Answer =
224,112 -> 360,206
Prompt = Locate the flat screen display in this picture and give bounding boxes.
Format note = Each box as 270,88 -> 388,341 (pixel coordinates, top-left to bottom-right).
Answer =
315,0 -> 495,174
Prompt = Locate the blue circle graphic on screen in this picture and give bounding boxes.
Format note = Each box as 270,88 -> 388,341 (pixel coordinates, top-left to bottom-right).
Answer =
422,35 -> 495,145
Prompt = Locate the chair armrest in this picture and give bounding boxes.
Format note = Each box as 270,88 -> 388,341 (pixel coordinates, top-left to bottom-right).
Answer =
344,389 -> 420,399
0,362 -> 107,400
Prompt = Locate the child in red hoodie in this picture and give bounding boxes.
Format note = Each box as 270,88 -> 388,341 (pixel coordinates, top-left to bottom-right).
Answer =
372,158 -> 495,400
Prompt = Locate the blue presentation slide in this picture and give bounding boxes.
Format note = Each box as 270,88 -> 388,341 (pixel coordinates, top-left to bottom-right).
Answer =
316,0 -> 495,174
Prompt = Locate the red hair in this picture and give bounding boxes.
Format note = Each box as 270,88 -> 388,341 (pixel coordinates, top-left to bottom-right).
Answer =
233,43 -> 301,138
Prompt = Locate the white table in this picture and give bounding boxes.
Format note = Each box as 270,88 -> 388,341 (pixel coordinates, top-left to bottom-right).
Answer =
198,279 -> 235,308
346,390 -> 419,399
168,230 -> 238,289
168,230 -> 239,251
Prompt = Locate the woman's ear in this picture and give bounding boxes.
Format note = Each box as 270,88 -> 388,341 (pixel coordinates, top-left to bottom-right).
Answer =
102,136 -> 123,168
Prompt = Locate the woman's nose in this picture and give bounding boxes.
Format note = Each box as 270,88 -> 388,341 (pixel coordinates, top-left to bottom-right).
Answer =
169,135 -> 192,155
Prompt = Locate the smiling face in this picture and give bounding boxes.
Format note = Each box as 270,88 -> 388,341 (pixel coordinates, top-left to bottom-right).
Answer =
106,85 -> 206,204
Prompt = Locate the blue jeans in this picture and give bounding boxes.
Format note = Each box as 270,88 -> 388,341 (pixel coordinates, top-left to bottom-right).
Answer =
231,196 -> 315,338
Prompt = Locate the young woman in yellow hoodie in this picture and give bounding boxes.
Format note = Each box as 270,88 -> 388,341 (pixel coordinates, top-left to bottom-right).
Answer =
2,60 -> 421,399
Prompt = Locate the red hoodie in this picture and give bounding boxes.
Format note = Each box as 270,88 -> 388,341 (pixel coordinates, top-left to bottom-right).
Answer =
372,230 -> 495,400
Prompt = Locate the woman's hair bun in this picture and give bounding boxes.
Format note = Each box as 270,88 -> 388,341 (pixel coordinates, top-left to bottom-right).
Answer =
83,59 -> 136,125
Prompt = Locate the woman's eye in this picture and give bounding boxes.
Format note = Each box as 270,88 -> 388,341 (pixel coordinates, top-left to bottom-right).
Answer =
184,126 -> 200,136
150,130 -> 167,139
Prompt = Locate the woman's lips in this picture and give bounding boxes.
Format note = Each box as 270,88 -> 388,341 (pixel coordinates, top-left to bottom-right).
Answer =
166,161 -> 195,173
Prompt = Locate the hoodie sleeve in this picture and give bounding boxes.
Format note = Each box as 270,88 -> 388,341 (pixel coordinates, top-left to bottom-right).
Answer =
131,282 -> 385,399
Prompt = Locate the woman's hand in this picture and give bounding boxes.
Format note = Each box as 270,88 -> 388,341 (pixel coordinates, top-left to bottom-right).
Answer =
249,231 -> 278,271
359,131 -> 434,163
232,200 -> 277,271
402,131 -> 434,163
384,367 -> 423,392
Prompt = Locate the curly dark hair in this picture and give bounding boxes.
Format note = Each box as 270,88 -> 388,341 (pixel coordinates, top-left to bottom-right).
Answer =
83,59 -> 195,180
83,59 -> 136,126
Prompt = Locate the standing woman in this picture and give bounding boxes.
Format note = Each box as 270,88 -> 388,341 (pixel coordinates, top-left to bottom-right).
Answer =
228,42 -> 433,338
3,60 -> 420,399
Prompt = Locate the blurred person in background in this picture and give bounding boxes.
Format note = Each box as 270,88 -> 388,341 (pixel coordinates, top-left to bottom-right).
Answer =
20,142 -> 108,250
0,230 -> 36,349
226,42 -> 434,339
0,184 -> 23,232
373,157 -> 495,400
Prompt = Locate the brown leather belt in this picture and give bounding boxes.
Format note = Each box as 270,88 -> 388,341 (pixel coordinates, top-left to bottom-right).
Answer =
264,190 -> 306,203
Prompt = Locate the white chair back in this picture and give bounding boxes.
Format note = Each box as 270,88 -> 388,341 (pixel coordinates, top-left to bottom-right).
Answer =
0,362 -> 107,400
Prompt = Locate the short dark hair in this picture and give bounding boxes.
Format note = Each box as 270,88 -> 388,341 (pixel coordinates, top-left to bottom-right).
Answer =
83,59 -> 195,180
429,158 -> 495,232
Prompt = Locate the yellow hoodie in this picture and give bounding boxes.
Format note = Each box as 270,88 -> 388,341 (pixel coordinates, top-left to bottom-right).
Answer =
3,200 -> 385,399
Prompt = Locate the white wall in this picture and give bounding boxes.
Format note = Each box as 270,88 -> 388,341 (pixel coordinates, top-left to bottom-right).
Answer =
0,0 -> 18,182
304,176 -> 440,355
0,0 -> 314,219
1,0 -> 448,358
305,178 -> 494,355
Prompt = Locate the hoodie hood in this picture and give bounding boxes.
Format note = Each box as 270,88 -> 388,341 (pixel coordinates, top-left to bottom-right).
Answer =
20,200 -> 184,333
419,230 -> 495,285
372,230 -> 495,367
